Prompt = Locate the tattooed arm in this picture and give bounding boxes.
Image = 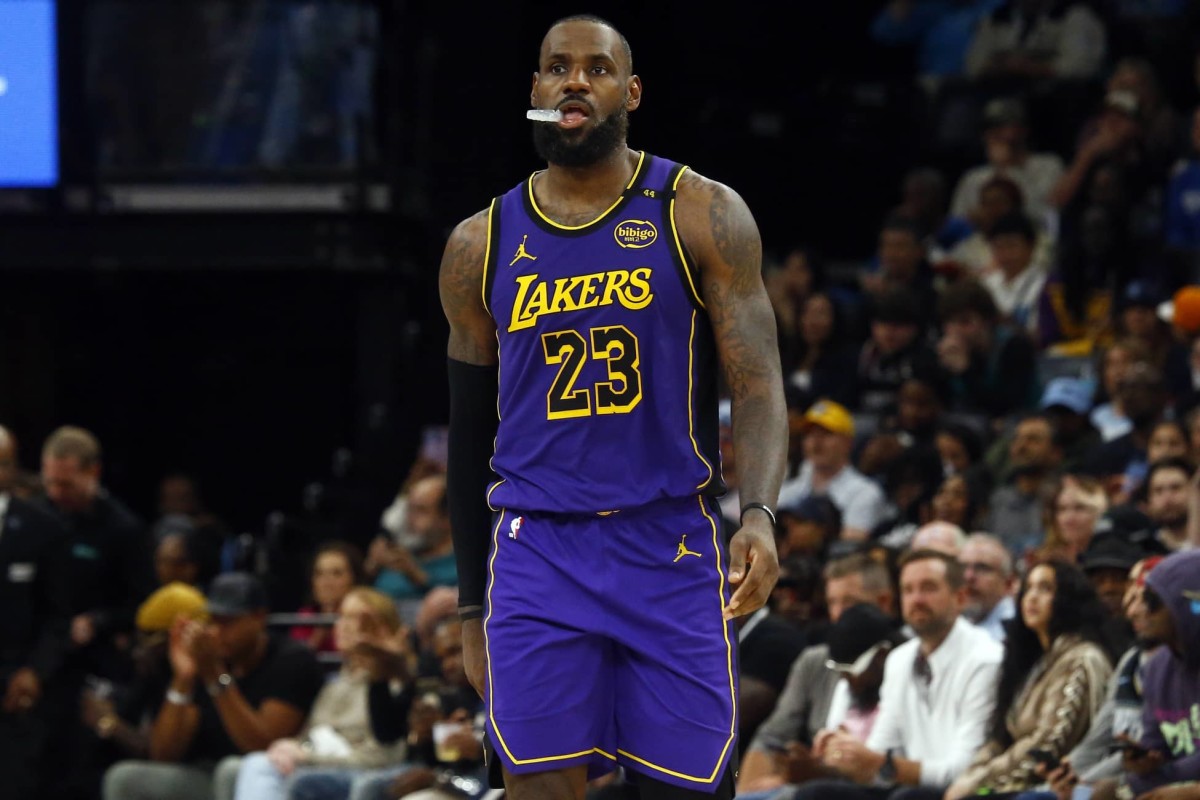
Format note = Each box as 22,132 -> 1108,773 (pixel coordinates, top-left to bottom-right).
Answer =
676,170 -> 786,618
439,208 -> 499,697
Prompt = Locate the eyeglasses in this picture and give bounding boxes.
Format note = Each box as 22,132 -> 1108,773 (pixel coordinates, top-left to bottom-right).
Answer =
825,642 -> 888,677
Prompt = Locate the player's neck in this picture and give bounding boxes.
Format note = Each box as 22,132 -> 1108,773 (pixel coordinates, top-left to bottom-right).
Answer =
540,147 -> 638,208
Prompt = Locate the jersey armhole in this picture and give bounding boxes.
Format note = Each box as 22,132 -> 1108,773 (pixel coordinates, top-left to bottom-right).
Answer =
482,197 -> 500,316
666,164 -> 706,311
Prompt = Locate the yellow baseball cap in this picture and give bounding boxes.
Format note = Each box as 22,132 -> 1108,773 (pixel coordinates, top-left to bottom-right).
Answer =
136,581 -> 209,632
802,399 -> 855,437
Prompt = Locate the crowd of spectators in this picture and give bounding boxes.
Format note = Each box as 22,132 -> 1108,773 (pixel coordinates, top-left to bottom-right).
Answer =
4,2 -> 1200,800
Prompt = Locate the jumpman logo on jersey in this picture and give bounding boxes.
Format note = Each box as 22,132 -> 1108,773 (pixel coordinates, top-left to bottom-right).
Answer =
509,234 -> 538,266
674,534 -> 702,562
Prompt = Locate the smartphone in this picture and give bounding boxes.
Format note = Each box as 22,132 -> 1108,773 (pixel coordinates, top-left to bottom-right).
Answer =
1028,748 -> 1058,769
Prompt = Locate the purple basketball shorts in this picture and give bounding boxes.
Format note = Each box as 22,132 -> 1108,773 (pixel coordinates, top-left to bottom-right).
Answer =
482,495 -> 739,791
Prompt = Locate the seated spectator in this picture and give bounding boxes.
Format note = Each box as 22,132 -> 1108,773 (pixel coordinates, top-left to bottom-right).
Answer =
944,560 -> 1114,799
936,278 -> 1041,420
778,400 -> 890,542
737,603 -> 907,800
959,532 -> 1017,641
771,554 -> 826,636
737,554 -> 897,796
795,549 -> 1005,800
1077,56 -> 1185,179
777,495 -> 842,562
232,587 -> 410,800
1141,457 -> 1197,554
154,524 -> 222,592
1080,534 -> 1143,657
77,583 -> 211,800
767,245 -> 827,359
980,211 -> 1050,336
929,472 -> 989,531
1090,337 -> 1155,443
870,447 -> 949,550
365,473 -> 457,615
853,286 -> 942,420
859,214 -> 940,325
782,290 -> 859,409
1027,554 -> 1167,800
984,377 -> 1098,483
892,167 -> 955,253
909,520 -> 968,555
1079,362 -> 1169,499
102,572 -> 325,800
738,595 -> 810,754
984,412 -> 1064,559
289,540 -> 365,656
1112,280 -> 1192,402
1035,473 -> 1109,565
934,419 -> 989,479
1097,550 -> 1200,800
936,175 -> 1055,281
328,616 -> 485,800
947,97 -> 1065,236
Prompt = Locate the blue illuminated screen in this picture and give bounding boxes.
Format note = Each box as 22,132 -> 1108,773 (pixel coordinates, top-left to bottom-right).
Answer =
0,0 -> 59,187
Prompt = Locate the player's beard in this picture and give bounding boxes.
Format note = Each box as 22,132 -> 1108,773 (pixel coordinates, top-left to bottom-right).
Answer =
533,105 -> 628,168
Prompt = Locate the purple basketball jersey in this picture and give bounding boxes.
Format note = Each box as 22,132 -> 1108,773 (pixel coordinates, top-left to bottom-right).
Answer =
483,152 -> 724,514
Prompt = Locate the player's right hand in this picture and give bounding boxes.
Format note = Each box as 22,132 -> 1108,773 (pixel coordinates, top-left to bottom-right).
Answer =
461,618 -> 487,699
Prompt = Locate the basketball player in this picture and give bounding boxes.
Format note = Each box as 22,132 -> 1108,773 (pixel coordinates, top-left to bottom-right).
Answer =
441,14 -> 787,800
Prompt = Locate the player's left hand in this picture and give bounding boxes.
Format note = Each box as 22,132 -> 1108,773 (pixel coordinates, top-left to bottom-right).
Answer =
724,517 -> 779,620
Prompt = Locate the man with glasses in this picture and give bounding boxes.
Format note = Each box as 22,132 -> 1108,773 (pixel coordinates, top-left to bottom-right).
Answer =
793,549 -> 1003,800
958,532 -> 1016,641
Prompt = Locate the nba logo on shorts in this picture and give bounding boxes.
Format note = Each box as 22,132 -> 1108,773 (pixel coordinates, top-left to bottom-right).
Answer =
508,516 -> 523,539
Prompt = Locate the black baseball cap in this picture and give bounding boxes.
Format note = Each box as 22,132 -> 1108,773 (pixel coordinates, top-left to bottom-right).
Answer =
206,572 -> 269,616
826,603 -> 899,674
1081,534 -> 1142,573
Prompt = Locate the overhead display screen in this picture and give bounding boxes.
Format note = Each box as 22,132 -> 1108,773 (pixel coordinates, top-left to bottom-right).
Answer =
0,0 -> 59,187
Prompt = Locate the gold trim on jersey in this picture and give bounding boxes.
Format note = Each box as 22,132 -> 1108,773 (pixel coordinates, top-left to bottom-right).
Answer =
482,198 -> 498,316
667,166 -> 705,309
616,496 -> 736,784
526,151 -> 647,230
687,309 -> 715,489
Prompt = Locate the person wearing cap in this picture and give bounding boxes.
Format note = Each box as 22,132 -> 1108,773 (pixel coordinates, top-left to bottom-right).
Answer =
1081,534 -> 1143,654
738,554 -> 897,796
1113,280 -> 1192,402
948,96 -> 1065,240
1090,550 -> 1200,800
76,582 -> 210,798
778,400 -> 889,542
737,604 -> 907,800
102,572 -> 325,800
794,549 -> 1004,800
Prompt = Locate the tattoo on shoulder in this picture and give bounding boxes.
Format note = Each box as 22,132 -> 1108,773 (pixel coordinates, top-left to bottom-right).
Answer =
440,209 -> 497,364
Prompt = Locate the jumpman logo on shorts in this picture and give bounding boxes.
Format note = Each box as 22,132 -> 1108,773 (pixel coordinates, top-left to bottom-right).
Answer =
509,234 -> 538,266
674,534 -> 702,562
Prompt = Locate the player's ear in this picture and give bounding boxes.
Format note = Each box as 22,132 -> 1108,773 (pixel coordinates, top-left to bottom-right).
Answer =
531,73 -> 539,106
626,76 -> 642,112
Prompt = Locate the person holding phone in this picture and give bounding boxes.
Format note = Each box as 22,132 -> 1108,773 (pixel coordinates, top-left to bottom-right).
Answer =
944,560 -> 1114,800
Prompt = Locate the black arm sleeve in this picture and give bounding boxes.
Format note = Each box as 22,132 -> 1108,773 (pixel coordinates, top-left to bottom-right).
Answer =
447,357 -> 500,610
